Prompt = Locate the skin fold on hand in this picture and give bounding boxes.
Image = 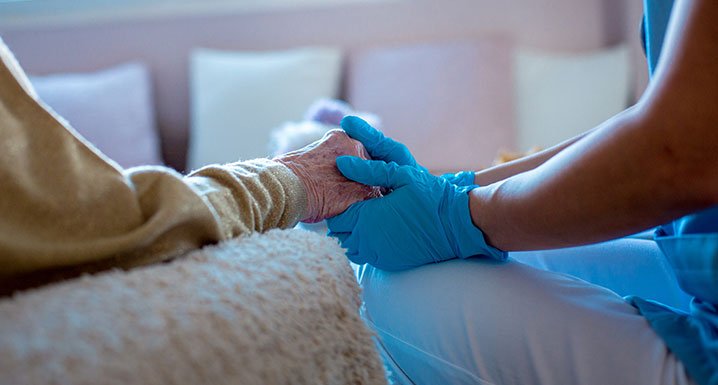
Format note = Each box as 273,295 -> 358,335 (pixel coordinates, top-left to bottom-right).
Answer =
275,129 -> 381,223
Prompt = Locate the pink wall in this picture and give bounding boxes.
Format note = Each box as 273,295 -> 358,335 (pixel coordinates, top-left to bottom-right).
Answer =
1,0 -> 647,170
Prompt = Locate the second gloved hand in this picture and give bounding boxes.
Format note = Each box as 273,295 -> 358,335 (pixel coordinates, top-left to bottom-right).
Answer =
440,171 -> 476,187
327,156 -> 506,271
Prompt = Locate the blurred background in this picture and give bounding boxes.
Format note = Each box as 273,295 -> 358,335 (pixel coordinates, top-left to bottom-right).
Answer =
0,0 -> 648,174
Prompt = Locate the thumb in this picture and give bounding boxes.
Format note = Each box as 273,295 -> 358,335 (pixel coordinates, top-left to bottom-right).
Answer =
340,116 -> 385,150
341,116 -> 401,163
336,156 -> 415,189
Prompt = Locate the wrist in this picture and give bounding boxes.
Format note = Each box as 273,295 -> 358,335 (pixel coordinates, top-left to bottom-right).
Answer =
467,185 -> 505,257
445,185 -> 506,260
441,170 -> 476,187
456,171 -> 477,186
273,157 -> 314,222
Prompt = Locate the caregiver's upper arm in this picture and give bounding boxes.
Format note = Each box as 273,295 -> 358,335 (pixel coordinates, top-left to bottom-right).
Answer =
639,0 -> 718,201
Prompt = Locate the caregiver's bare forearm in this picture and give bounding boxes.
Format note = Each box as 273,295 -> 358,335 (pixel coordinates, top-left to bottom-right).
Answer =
470,106 -> 717,251
472,112 -> 627,186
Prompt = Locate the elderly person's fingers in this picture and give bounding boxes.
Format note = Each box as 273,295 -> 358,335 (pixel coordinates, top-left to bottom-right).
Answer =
274,129 -> 381,223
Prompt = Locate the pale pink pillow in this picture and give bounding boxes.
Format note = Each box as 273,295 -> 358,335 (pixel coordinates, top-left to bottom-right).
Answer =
347,40 -> 515,173
30,63 -> 163,168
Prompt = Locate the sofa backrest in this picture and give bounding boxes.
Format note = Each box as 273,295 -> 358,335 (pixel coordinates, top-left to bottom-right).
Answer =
0,0 -> 647,171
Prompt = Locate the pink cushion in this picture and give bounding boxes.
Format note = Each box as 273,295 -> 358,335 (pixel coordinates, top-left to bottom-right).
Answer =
30,63 -> 163,168
347,40 -> 515,172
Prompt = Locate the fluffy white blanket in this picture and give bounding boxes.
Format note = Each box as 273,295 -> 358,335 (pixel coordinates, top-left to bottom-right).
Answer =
0,229 -> 387,385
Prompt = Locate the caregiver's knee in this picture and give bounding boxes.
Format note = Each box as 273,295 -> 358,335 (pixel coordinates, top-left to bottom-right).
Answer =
360,258 -> 585,330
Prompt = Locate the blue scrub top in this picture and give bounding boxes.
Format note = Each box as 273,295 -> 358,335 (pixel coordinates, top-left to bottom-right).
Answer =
642,0 -> 676,75
630,2 -> 718,384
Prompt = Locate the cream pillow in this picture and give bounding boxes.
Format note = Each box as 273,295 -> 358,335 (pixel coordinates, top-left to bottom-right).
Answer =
188,47 -> 342,170
514,44 -> 631,150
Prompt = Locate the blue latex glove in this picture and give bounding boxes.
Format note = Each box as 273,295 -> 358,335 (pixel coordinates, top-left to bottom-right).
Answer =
341,116 -> 476,185
327,156 -> 506,271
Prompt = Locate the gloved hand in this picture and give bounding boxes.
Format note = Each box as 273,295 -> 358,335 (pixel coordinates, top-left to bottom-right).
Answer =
341,116 -> 477,187
327,156 -> 506,271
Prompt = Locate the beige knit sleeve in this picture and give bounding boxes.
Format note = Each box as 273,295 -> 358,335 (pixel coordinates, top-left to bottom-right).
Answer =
0,40 -> 305,294
186,160 -> 306,239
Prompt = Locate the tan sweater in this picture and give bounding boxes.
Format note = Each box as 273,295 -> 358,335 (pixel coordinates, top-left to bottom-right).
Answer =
0,40 -> 306,294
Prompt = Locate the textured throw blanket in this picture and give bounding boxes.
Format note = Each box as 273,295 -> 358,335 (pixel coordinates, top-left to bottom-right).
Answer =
0,229 -> 387,385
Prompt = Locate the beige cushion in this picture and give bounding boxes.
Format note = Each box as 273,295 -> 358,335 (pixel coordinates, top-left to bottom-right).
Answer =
347,40 -> 515,173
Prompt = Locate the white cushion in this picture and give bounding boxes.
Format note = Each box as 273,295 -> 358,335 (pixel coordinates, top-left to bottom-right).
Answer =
514,44 -> 631,150
188,47 -> 342,170
30,62 -> 163,168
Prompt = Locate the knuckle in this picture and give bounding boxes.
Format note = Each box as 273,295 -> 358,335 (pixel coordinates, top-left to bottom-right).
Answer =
324,128 -> 347,141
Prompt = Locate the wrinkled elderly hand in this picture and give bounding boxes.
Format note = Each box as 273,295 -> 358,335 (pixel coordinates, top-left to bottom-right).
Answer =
274,129 -> 381,223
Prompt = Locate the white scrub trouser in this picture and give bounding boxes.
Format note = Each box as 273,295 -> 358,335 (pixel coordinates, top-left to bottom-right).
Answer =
357,238 -> 696,385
